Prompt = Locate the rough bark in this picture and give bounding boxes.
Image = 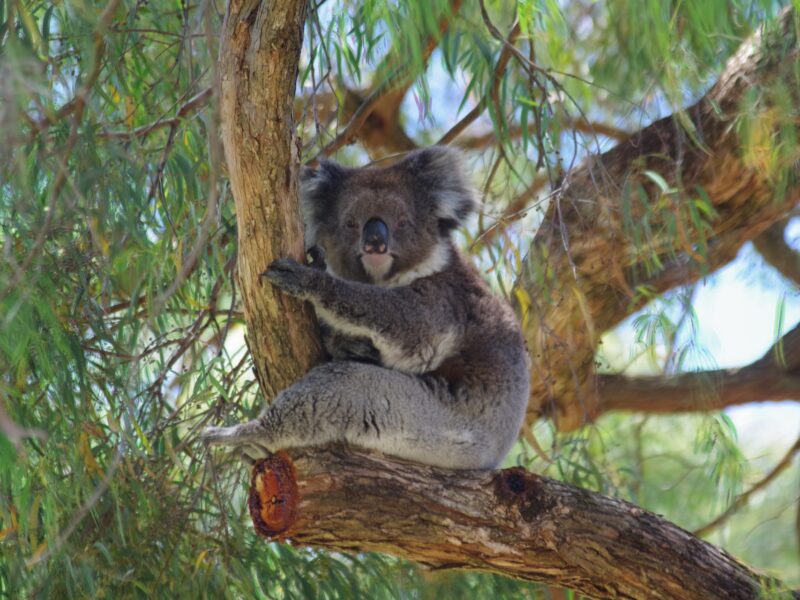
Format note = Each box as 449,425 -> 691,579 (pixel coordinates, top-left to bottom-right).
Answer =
517,9 -> 800,430
218,0 -> 322,399
248,448 -> 797,600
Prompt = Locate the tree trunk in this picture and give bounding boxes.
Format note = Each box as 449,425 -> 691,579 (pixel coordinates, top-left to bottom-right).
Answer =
218,0 -> 322,401
517,8 -> 800,430
248,448 -> 797,600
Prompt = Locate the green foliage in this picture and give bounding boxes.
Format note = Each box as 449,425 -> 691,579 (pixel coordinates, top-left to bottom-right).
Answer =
1,0 -> 799,597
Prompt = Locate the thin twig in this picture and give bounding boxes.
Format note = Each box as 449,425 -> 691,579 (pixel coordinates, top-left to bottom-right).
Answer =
311,84 -> 391,160
26,448 -> 123,566
99,87 -> 212,140
3,0 -> 122,302
437,20 -> 521,146
0,399 -> 47,449
694,436 -> 800,537
29,0 -> 122,133
151,13 -> 223,313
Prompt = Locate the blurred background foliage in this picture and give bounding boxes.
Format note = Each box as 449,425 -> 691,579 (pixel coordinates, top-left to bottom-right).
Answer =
0,0 -> 798,597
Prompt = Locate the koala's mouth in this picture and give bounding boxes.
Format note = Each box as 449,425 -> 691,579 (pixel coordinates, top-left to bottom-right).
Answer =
360,252 -> 394,282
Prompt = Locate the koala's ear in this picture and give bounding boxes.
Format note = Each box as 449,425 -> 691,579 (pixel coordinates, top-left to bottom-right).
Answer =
299,160 -> 346,242
399,146 -> 480,231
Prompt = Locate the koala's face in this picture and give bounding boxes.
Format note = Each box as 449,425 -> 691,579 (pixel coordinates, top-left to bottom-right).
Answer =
317,176 -> 437,283
300,147 -> 478,285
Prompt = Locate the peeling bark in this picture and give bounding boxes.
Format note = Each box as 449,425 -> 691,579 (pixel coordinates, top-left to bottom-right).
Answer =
517,9 -> 800,430
218,0 -> 322,399
248,448 -> 797,600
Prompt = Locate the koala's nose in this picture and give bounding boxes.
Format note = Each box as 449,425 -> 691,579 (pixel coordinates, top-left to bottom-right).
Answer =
362,218 -> 389,254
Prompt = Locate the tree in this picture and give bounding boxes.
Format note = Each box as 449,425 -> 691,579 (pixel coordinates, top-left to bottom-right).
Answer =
1,0 -> 798,598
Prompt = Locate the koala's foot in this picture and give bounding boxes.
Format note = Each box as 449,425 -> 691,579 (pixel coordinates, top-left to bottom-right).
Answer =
201,423 -> 272,464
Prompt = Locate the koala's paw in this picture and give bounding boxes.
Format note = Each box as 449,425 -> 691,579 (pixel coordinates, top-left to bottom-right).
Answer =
262,257 -> 314,298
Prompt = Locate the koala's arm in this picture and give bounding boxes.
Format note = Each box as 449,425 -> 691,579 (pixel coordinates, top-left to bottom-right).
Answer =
264,258 -> 454,338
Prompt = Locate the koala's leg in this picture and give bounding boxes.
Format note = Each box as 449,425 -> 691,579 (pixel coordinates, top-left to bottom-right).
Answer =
203,361 -> 504,470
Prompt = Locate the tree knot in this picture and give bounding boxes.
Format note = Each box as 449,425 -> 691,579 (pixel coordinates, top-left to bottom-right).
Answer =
493,467 -> 552,522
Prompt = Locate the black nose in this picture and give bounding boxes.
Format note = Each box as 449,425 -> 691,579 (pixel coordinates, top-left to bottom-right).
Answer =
362,218 -> 389,254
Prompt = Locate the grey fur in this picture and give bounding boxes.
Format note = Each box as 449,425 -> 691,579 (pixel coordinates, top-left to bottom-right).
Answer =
202,146 -> 530,469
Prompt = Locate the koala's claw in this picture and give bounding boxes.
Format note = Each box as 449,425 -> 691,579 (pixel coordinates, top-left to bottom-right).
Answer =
262,257 -> 311,297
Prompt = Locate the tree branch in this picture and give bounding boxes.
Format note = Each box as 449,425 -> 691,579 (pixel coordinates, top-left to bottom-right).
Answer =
28,0 -> 121,134
456,118 -> 628,150
247,448 -> 798,600
597,370 -> 800,414
515,7 -> 800,430
596,321 -> 800,415
437,20 -> 521,146
0,399 -> 46,449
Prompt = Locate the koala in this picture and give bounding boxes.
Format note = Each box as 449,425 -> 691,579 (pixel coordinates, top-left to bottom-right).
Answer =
202,146 -> 530,469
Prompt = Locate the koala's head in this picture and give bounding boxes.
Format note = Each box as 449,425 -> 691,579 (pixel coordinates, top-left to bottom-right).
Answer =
300,146 -> 479,285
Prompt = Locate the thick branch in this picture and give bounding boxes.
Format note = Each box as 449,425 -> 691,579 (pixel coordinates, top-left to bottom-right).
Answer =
516,8 -> 800,430
597,370 -> 800,414
248,448 -> 797,600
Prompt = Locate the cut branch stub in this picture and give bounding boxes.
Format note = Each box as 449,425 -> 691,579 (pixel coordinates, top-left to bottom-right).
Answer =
247,447 -> 797,600
249,452 -> 298,538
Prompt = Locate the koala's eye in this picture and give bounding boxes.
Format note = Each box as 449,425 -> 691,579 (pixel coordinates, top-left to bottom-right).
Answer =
397,218 -> 410,229
345,218 -> 358,229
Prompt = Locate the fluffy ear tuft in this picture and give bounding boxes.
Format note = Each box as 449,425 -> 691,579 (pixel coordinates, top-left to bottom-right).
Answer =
399,146 -> 480,231
299,160 -> 346,244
